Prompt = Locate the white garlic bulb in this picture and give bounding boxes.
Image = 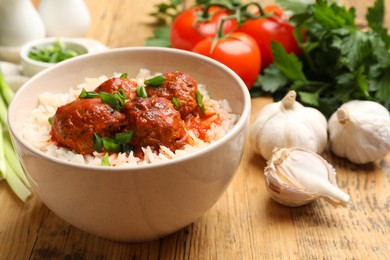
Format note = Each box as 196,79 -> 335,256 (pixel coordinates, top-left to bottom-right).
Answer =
249,90 -> 328,160
328,100 -> 390,164
264,147 -> 350,207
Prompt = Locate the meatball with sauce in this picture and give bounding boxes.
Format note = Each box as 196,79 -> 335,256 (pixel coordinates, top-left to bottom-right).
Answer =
95,77 -> 138,100
123,97 -> 190,156
145,71 -> 199,118
51,98 -> 126,155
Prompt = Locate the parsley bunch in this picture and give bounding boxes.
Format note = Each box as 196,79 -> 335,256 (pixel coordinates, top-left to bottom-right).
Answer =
253,0 -> 390,117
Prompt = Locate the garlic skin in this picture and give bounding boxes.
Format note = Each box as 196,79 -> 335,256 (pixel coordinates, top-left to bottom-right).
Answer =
328,100 -> 390,164
264,147 -> 350,207
249,90 -> 328,160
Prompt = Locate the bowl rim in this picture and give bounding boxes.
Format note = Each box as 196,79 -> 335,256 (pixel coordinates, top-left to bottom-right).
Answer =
9,46 -> 251,171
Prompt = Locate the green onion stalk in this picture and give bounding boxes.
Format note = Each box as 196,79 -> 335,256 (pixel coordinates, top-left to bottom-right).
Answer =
0,70 -> 32,202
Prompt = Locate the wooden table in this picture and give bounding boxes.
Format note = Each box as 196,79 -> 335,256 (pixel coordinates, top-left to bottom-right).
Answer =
1,0 -> 389,259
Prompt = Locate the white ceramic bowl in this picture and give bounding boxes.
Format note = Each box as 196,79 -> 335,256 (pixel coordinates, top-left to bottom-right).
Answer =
8,47 -> 251,242
20,37 -> 90,77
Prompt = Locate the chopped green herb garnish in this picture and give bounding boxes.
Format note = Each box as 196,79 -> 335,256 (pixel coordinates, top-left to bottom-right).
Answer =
99,91 -> 127,111
144,75 -> 167,87
123,144 -> 134,154
102,138 -> 121,153
28,40 -> 83,63
136,86 -> 148,98
94,133 -> 103,152
115,89 -> 128,107
101,153 -> 111,166
119,73 -> 128,79
79,88 -> 99,99
94,132 -> 134,154
100,92 -> 118,108
171,97 -> 180,109
196,90 -> 206,114
81,89 -> 128,110
48,116 -> 53,125
114,131 -> 134,144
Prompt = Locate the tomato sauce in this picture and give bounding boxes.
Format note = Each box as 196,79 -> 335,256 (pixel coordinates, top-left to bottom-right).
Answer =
50,71 -> 222,157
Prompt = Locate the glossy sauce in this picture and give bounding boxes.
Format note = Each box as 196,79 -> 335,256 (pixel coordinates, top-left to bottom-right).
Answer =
50,71 -> 222,157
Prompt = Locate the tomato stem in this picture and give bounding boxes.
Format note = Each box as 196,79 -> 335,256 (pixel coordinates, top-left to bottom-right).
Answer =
209,16 -> 235,53
242,2 -> 266,16
200,3 -> 234,20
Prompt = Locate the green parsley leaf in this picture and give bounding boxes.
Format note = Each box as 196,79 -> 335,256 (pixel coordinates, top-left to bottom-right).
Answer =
276,0 -> 311,15
339,30 -> 370,71
271,41 -> 307,82
145,26 -> 172,47
297,91 -> 320,107
367,0 -> 384,29
365,0 -> 390,49
373,66 -> 390,106
258,65 -> 289,93
312,0 -> 355,30
368,32 -> 389,68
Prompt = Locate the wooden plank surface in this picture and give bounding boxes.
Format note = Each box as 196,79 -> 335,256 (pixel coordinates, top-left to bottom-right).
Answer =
1,0 -> 390,259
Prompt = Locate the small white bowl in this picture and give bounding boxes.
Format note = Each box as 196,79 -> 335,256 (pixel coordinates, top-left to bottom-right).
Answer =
20,37 -> 90,77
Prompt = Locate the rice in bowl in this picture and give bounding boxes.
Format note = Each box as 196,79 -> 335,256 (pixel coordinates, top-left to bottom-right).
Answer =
23,69 -> 238,166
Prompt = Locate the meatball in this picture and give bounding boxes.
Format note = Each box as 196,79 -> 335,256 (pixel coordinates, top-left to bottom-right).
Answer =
145,71 -> 198,118
51,98 -> 126,154
123,97 -> 189,155
94,77 -> 138,100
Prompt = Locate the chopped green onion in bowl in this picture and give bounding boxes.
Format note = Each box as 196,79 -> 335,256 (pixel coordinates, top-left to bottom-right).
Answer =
27,40 -> 85,63
20,38 -> 90,77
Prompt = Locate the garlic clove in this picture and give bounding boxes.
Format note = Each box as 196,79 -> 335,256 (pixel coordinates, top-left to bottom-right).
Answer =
328,100 -> 390,164
249,102 -> 280,156
264,147 -> 350,207
249,90 -> 328,161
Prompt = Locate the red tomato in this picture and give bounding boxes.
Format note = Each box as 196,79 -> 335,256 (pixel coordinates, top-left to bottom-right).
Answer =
170,6 -> 238,51
192,32 -> 261,89
237,5 -> 300,69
